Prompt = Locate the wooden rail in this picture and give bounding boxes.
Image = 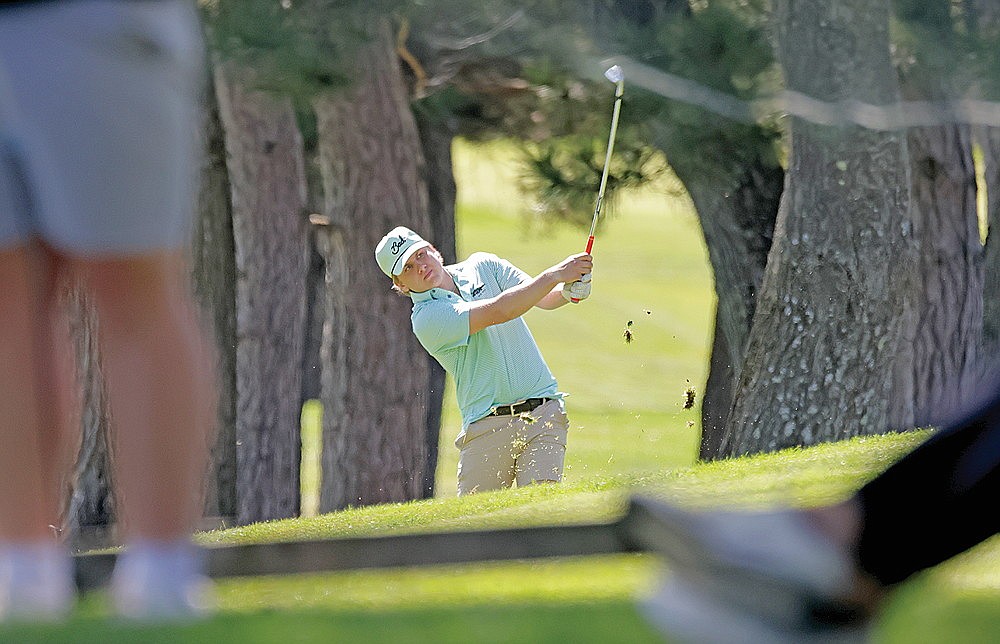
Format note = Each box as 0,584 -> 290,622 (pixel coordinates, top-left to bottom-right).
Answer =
74,500 -> 667,592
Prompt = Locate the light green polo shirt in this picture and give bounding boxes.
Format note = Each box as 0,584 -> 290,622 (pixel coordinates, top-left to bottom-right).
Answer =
410,252 -> 561,433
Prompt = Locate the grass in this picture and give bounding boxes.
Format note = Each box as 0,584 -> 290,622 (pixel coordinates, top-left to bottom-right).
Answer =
10,430 -> 1000,642
8,140 -> 1000,641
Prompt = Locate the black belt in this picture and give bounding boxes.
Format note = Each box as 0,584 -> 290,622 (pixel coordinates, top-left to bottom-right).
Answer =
489,398 -> 549,417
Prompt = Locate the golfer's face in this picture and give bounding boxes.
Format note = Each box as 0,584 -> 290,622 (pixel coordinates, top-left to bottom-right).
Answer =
398,247 -> 443,292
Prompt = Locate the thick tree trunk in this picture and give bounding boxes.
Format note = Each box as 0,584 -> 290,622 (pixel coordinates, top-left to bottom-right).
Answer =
906,123 -> 983,425
191,83 -> 238,520
668,160 -> 781,460
314,19 -> 432,511
214,61 -> 309,524
892,1 -> 987,426
413,108 -> 457,498
721,0 -> 918,456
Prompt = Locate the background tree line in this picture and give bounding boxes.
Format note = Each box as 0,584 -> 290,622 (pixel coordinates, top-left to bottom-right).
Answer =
60,0 -> 1000,542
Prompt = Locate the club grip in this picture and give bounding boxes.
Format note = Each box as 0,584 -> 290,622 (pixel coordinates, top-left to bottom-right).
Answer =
571,236 -> 596,302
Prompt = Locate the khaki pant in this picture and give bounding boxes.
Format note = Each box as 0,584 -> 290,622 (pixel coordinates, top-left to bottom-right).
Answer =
456,399 -> 569,496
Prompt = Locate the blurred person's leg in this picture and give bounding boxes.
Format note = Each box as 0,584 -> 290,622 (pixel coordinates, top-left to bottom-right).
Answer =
80,252 -> 214,542
78,252 -> 216,619
0,245 -> 76,619
0,0 -> 210,620
0,247 -> 52,542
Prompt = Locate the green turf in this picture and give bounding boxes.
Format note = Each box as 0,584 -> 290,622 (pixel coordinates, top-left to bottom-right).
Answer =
0,598 -> 665,644
8,431 -> 1000,642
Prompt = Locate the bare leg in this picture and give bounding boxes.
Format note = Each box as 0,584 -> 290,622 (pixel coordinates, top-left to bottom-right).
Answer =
0,246 -> 52,542
0,245 -> 76,619
0,243 -> 78,539
77,251 -> 215,542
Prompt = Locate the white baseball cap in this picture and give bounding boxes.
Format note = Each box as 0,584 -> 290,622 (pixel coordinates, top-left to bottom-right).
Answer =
375,226 -> 431,277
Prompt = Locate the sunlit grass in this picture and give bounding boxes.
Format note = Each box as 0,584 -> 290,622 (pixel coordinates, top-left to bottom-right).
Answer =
300,399 -> 322,518
11,429 -> 995,643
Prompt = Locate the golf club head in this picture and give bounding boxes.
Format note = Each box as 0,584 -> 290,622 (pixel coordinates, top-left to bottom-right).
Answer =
604,65 -> 625,84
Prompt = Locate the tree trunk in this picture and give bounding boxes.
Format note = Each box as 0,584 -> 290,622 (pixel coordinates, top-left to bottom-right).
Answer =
301,148 -> 327,407
979,126 -> 1000,364
413,107 -> 457,498
667,159 -> 782,460
314,19 -> 432,511
191,81 -> 238,520
214,61 -> 309,524
721,0 -> 918,456
700,310 -> 734,460
903,114 -> 983,425
301,244 -> 327,405
63,283 -> 116,548
971,0 -> 1000,366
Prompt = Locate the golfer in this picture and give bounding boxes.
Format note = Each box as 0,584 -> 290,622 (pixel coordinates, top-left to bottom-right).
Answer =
376,226 -> 593,495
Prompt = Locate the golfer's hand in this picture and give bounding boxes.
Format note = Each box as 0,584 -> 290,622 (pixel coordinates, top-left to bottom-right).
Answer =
561,273 -> 592,303
550,253 -> 593,284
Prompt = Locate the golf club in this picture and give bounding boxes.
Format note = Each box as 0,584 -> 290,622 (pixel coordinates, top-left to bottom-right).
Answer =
573,64 -> 625,302
587,64 -> 625,254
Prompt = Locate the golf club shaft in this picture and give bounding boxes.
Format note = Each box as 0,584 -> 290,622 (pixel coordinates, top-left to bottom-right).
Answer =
587,85 -> 624,253
573,79 -> 623,302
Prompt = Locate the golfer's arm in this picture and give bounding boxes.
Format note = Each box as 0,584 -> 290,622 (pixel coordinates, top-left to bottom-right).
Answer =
535,286 -> 569,310
468,273 -> 561,335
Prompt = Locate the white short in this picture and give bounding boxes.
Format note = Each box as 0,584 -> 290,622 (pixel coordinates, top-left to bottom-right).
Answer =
0,0 -> 205,255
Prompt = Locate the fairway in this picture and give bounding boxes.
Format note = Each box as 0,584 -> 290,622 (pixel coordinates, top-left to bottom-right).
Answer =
435,139 -> 713,496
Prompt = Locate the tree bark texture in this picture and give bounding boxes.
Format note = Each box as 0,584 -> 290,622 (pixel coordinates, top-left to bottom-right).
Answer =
721,0 -> 918,456
314,19 -> 432,511
666,159 -> 782,460
63,284 -> 116,547
191,84 -> 238,520
301,148 -> 328,406
979,126 -> 1000,364
214,61 -> 309,524
413,108 -> 457,498
970,1 -> 1000,370
301,239 -> 327,405
893,0 -> 987,425
905,122 -> 984,426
